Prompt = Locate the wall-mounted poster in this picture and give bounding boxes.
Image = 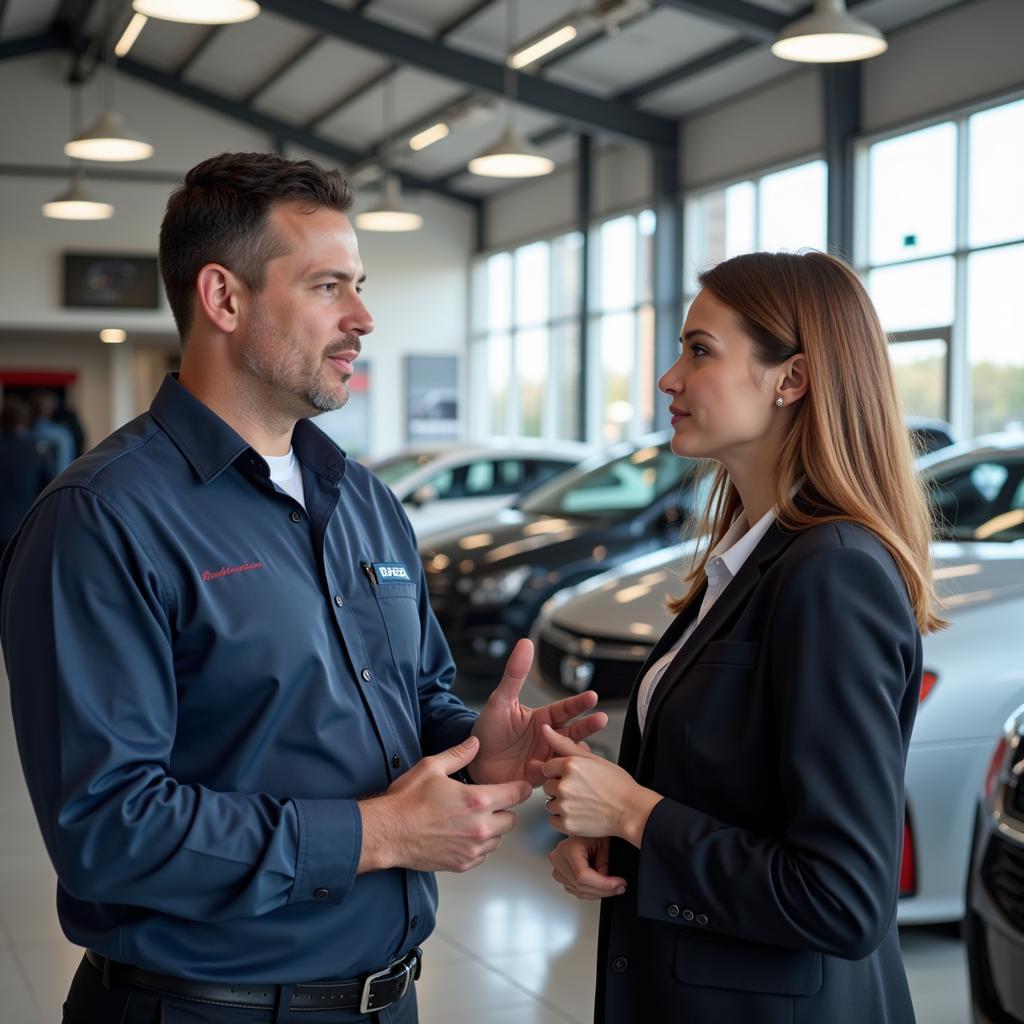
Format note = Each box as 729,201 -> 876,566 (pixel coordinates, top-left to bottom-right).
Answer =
63,253 -> 160,309
312,362 -> 371,459
406,355 -> 459,443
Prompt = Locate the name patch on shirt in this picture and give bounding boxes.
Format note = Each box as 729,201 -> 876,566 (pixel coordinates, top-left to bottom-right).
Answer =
371,562 -> 411,584
200,561 -> 265,582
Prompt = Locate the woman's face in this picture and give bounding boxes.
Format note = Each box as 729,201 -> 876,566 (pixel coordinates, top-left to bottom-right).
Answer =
659,288 -> 781,464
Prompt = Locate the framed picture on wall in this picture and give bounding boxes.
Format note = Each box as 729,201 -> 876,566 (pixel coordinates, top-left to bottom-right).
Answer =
63,253 -> 161,309
406,355 -> 460,443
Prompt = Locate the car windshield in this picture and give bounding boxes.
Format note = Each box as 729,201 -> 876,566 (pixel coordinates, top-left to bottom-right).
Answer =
925,455 -> 1024,542
370,453 -> 439,486
519,443 -> 692,519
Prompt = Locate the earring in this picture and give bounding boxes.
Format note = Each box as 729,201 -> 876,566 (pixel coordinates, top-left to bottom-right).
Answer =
775,398 -> 784,408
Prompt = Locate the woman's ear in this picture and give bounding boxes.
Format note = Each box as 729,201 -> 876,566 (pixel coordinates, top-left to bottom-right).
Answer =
195,263 -> 243,335
778,353 -> 809,404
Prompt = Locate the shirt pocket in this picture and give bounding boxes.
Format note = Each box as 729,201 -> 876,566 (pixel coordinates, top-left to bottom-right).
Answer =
369,583 -> 421,680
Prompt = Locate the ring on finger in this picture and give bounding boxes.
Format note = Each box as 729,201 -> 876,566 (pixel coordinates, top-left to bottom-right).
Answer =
544,795 -> 555,808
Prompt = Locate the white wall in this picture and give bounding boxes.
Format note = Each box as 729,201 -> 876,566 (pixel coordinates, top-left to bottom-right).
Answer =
0,52 -> 475,456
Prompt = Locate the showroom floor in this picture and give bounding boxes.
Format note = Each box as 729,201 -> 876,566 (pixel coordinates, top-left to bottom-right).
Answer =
0,670 -> 971,1023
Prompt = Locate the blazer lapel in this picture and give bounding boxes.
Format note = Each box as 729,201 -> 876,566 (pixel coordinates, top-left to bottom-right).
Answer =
630,521 -> 800,770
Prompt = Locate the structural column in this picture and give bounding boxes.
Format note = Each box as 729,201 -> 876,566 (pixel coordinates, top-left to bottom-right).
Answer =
652,138 -> 682,431
577,133 -> 592,441
824,63 -> 861,261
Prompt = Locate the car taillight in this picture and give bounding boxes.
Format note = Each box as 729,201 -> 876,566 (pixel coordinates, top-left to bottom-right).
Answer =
919,670 -> 939,703
984,736 -> 1008,803
899,813 -> 916,897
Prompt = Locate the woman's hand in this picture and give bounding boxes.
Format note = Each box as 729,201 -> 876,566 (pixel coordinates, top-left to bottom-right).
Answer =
550,836 -> 626,901
540,725 -> 662,848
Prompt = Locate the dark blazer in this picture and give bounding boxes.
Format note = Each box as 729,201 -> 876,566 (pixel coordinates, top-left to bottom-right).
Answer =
595,519 -> 921,1024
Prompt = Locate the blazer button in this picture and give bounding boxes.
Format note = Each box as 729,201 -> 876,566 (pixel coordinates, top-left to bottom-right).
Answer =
290,510 -> 302,523
666,904 -> 680,918
695,914 -> 709,926
612,957 -> 628,973
682,909 -> 695,922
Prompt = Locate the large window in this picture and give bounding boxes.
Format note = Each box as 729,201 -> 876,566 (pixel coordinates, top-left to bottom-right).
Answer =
684,159 -> 828,298
859,96 -> 1024,436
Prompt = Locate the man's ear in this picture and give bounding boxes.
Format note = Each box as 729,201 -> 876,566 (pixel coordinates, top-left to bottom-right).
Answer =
778,353 -> 809,404
195,263 -> 243,334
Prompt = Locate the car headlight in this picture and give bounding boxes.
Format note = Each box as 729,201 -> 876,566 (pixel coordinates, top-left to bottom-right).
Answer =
467,566 -> 533,608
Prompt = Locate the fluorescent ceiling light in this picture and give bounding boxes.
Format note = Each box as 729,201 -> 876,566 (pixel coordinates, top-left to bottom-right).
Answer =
42,175 -> 114,220
771,0 -> 887,63
132,0 -> 260,24
115,13 -> 148,57
468,127 -> 554,178
355,176 -> 424,232
100,328 -> 128,344
409,122 -> 450,151
508,23 -> 578,69
65,110 -> 154,162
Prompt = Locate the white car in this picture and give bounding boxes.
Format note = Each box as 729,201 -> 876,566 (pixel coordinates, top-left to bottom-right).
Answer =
523,433 -> 1024,924
368,440 -> 593,538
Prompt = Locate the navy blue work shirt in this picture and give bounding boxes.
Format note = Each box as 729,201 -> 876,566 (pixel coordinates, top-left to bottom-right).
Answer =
0,374 -> 477,983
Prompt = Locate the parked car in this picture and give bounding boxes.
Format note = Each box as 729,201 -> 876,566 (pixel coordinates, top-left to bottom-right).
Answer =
420,432 -> 708,696
522,433 -> 1024,925
965,702 -> 1024,1024
368,440 -> 591,537
907,415 -> 956,455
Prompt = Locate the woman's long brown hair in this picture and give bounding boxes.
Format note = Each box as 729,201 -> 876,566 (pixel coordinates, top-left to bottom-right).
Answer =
669,250 -> 946,634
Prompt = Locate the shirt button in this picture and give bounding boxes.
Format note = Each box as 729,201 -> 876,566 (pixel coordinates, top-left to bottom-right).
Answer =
392,754 -> 401,769
409,916 -> 418,930
682,909 -> 695,922
695,914 -> 709,926
361,668 -> 373,682
290,510 -> 302,523
314,888 -> 329,900
667,904 -> 680,918
612,957 -> 628,973
334,595 -> 344,607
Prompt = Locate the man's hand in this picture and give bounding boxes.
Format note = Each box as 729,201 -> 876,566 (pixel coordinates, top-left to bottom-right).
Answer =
358,736 -> 532,874
550,836 -> 626,901
541,726 -> 662,848
469,638 -> 609,788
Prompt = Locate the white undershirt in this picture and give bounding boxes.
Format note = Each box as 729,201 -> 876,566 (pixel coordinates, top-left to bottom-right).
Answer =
635,506 -> 776,733
263,448 -> 307,510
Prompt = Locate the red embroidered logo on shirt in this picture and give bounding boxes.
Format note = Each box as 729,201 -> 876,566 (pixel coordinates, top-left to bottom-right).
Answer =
201,561 -> 265,582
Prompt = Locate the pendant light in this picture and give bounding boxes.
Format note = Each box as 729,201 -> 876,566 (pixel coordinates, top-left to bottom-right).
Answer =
43,171 -> 115,220
44,86 -> 114,220
131,0 -> 260,24
771,0 -> 887,63
65,0 -> 154,161
356,78 -> 423,233
468,0 -> 553,179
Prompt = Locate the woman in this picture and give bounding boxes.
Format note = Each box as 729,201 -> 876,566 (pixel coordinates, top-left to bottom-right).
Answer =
541,250 -> 943,1024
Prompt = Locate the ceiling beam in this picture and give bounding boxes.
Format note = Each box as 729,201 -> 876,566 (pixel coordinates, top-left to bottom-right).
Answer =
0,0 -> 11,36
305,0 -> 499,133
0,162 -> 184,184
655,0 -> 784,41
256,0 -> 677,147
0,29 -> 65,60
118,55 -> 482,209
242,35 -> 323,105
175,25 -> 224,77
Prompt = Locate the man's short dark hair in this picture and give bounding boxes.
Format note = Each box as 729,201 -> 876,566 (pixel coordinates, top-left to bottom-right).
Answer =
159,152 -> 354,340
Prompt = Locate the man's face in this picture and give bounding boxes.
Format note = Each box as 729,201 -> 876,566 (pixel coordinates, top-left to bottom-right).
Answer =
237,203 -> 374,418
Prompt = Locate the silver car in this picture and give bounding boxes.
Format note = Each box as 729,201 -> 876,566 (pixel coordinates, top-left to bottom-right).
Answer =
523,433 -> 1024,924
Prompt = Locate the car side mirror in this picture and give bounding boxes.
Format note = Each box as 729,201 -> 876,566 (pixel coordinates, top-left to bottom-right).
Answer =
408,484 -> 439,508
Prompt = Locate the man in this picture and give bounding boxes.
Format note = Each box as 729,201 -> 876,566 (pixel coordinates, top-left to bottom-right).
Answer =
0,395 -> 53,550
0,152 -> 605,1024
28,388 -> 75,474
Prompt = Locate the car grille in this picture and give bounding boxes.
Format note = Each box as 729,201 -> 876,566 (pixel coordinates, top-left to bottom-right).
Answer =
1007,737 -> 1024,824
981,832 -> 1024,930
537,623 -> 652,701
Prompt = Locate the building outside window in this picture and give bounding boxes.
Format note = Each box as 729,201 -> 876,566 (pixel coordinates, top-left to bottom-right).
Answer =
858,95 -> 1024,436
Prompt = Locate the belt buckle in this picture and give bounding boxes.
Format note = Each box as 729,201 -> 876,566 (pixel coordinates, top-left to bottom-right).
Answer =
359,953 -> 416,1015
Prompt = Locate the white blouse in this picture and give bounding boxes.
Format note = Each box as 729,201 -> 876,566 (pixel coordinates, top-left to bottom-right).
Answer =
635,506 -> 776,733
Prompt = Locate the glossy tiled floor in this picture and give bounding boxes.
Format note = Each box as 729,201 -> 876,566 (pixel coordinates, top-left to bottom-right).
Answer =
0,668 -> 971,1023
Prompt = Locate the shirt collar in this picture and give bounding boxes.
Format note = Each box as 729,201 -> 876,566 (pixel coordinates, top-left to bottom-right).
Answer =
705,505 -> 777,582
150,374 -> 347,486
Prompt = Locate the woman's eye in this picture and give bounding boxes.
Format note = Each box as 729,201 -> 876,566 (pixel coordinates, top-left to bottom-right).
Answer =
690,344 -> 708,358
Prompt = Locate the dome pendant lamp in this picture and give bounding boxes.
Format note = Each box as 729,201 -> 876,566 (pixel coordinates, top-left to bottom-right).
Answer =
131,0 -> 260,25
771,0 -> 887,63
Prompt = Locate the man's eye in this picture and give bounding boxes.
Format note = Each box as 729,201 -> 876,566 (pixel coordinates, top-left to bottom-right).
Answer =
320,282 -> 338,294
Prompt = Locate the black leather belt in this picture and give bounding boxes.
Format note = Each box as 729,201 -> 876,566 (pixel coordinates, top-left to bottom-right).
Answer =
85,947 -> 422,1014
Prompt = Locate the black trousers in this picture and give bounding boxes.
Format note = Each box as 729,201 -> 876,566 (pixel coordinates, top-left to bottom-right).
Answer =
62,955 -> 419,1024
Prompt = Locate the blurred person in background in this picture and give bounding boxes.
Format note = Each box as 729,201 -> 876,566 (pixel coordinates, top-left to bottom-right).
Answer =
28,389 -> 75,475
0,394 -> 53,551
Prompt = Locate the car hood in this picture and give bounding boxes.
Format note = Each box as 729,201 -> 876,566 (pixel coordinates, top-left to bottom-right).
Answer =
420,507 -> 618,574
